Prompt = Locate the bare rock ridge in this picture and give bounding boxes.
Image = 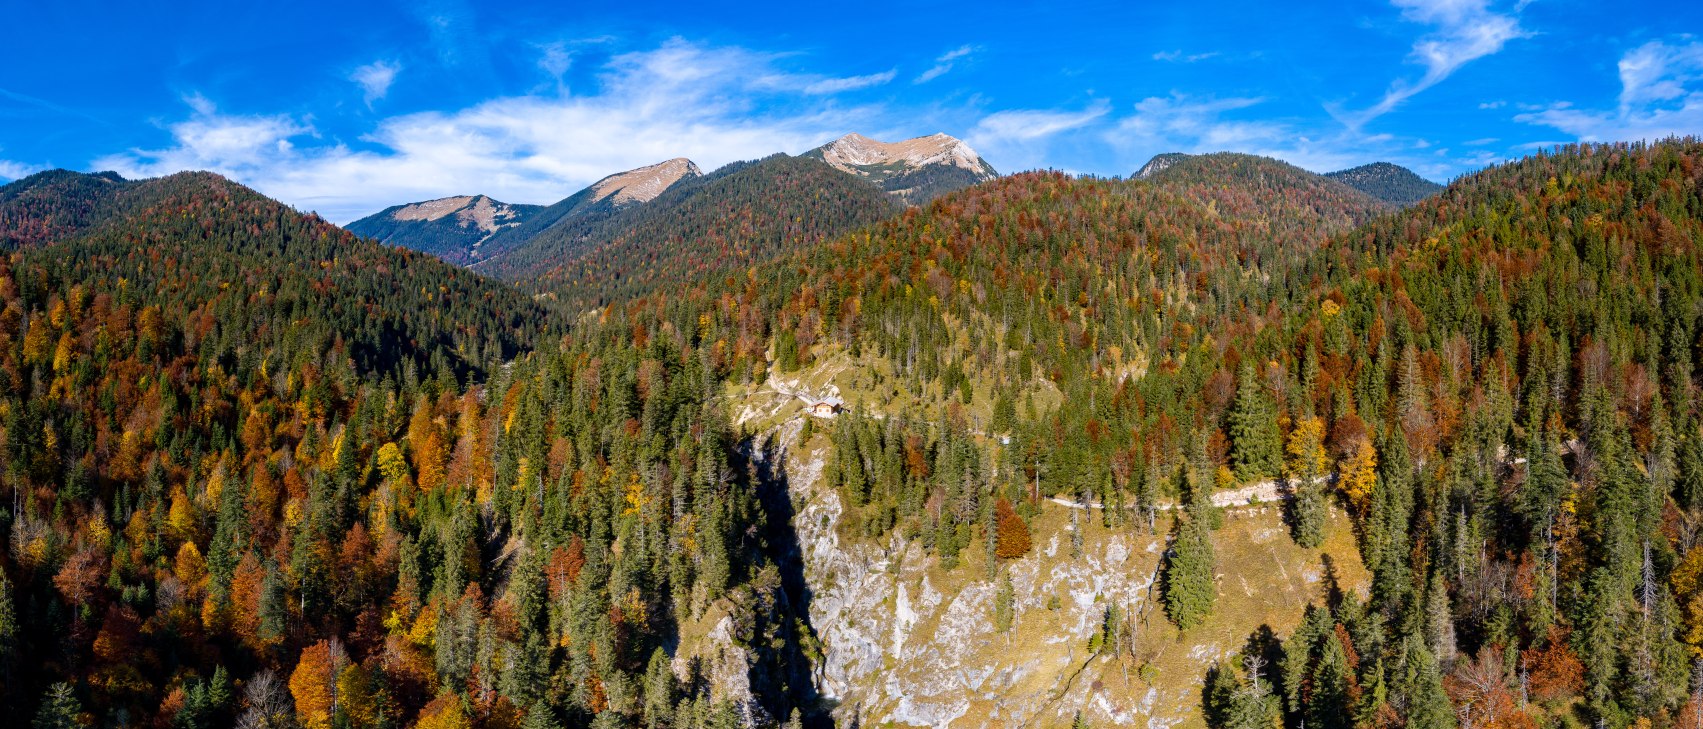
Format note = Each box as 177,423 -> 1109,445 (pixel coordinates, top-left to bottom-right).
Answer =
813,132 -> 995,180
388,194 -> 528,233
351,135 -> 994,267
345,194 -> 543,265
805,132 -> 999,205
588,157 -> 703,206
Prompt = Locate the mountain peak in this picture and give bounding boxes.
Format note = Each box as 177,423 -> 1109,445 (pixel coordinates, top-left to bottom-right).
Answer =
589,157 -> 703,206
815,132 -> 994,180
1324,162 -> 1443,206
385,194 -> 528,234
804,132 -> 999,205
1134,152 -> 1194,179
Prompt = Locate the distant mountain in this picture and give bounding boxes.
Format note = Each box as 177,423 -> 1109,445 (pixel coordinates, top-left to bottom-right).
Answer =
586,157 -> 702,206
5,169 -> 551,378
345,194 -> 542,265
346,158 -> 701,266
484,154 -> 899,306
1133,151 -> 1392,235
470,157 -> 701,262
1325,161 -> 1444,206
803,132 -> 998,205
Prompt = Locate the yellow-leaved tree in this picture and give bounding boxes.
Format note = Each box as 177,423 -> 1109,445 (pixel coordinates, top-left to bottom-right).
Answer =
1285,416 -> 1329,483
289,638 -> 348,729
1339,439 -> 1378,514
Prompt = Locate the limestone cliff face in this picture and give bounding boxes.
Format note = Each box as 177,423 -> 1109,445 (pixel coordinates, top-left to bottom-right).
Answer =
680,365 -> 1368,728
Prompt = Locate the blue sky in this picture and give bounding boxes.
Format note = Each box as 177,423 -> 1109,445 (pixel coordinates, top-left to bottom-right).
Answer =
3,0 -> 1701,223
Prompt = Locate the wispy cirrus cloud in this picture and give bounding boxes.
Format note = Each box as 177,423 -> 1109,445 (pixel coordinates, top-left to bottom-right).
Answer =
1516,38 -> 1703,141
965,99 -> 1110,172
351,60 -> 402,108
95,39 -> 888,223
1109,92 -> 1459,178
916,45 -> 974,84
802,70 -> 897,95
537,43 -> 572,93
1153,50 -> 1220,63
1345,0 -> 1530,128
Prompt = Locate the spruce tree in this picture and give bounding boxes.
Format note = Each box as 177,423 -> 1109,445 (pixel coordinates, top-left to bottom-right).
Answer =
1229,362 -> 1282,482
1398,639 -> 1455,729
1165,509 -> 1216,630
32,683 -> 81,729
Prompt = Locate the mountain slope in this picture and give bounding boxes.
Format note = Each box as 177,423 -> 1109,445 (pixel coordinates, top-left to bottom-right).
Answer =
9,170 -> 552,378
803,132 -> 999,205
486,154 -> 900,307
470,157 -> 702,263
1133,152 -> 1194,180
1324,161 -> 1443,205
11,138 -> 1703,729
1134,151 -> 1393,239
344,194 -> 542,265
612,139 -> 1703,728
0,168 -> 253,250
0,173 -> 788,728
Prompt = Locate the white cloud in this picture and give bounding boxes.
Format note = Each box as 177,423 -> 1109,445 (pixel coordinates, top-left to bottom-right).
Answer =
916,45 -> 973,84
802,70 -> 897,95
95,39 -> 889,223
1106,93 -> 1457,178
538,43 -> 572,92
351,60 -> 402,107
0,159 -> 42,181
1516,38 -> 1703,142
972,100 -> 1110,143
1152,50 -> 1220,63
1617,39 -> 1703,110
1350,0 -> 1529,127
963,100 -> 1110,172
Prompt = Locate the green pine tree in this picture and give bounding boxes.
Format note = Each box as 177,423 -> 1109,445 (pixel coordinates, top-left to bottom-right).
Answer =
1229,362 -> 1282,482
32,683 -> 81,729
1398,639 -> 1455,729
1164,510 -> 1216,630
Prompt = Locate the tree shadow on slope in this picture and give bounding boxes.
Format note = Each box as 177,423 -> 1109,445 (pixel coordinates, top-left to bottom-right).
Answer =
732,430 -> 836,728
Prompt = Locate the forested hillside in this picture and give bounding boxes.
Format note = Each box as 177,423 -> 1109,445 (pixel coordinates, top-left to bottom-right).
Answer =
1326,161 -> 1446,206
4,139 -> 1703,729
487,155 -> 898,308
0,170 -> 804,728
602,140 -> 1703,728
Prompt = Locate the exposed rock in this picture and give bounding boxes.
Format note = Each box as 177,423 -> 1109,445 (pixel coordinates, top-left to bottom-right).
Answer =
589,158 -> 702,206
813,133 -> 995,180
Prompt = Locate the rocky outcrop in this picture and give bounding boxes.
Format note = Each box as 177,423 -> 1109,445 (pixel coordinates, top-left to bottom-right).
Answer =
804,133 -> 998,205
695,363 -> 1368,728
589,158 -> 702,206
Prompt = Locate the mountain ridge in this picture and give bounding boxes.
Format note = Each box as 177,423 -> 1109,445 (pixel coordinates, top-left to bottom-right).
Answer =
1324,160 -> 1445,205
345,193 -> 542,265
1135,151 -> 1443,207
802,131 -> 998,205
